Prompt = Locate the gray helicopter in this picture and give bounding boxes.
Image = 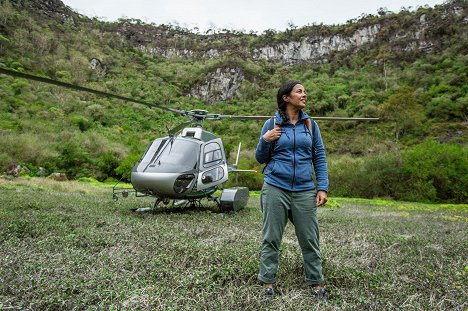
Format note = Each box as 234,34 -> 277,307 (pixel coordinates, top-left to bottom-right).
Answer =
121,109 -> 261,212
0,68 -> 378,212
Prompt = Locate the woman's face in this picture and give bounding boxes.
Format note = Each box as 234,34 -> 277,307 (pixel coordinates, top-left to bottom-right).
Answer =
283,84 -> 307,110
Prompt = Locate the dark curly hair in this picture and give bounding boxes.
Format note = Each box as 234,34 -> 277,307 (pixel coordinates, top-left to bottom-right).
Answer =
276,80 -> 301,123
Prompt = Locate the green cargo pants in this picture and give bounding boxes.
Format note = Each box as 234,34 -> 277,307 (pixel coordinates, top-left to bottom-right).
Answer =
258,182 -> 324,285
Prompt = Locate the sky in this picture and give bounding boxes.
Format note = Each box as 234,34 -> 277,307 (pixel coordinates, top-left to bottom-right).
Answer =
61,0 -> 447,33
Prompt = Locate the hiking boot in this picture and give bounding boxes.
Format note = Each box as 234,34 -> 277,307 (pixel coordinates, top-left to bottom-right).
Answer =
264,287 -> 274,298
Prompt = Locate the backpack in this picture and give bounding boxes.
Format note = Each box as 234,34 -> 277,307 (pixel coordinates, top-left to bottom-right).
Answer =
262,116 -> 316,173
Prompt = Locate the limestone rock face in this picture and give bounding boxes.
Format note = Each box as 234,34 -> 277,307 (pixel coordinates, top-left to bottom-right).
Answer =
186,26 -> 383,100
252,25 -> 381,64
89,58 -> 107,76
189,67 -> 245,103
14,0 -> 78,24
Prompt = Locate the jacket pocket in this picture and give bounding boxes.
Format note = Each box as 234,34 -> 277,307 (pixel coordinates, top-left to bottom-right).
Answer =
271,160 -> 292,182
295,162 -> 313,185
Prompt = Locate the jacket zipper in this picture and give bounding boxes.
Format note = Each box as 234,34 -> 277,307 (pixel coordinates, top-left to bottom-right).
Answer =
292,126 -> 296,189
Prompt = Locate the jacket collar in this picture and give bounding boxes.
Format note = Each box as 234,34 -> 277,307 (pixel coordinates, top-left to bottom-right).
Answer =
275,110 -> 309,124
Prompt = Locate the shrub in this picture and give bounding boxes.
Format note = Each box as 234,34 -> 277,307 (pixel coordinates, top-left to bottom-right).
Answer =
58,141 -> 92,178
328,153 -> 404,199
401,140 -> 467,203
328,141 -> 467,203
426,95 -> 467,120
72,116 -> 91,132
96,151 -> 120,181
115,153 -> 141,181
0,132 -> 59,173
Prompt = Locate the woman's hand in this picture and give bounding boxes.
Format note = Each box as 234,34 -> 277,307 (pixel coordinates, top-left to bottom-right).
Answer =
263,126 -> 281,142
316,190 -> 328,207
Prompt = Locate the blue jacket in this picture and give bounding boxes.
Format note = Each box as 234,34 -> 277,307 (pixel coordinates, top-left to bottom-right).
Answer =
255,110 -> 328,192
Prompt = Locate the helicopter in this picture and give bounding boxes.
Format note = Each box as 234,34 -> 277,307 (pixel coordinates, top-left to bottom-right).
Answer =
0,68 -> 378,212
121,109 -> 261,212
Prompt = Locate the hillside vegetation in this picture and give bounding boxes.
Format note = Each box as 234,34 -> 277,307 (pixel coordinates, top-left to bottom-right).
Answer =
0,0 -> 466,202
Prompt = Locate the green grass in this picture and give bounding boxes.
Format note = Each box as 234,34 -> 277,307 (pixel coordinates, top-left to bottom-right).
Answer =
0,178 -> 466,310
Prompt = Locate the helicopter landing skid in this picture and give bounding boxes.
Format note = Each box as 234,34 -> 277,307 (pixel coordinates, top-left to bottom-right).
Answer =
171,196 -> 219,210
132,194 -> 220,213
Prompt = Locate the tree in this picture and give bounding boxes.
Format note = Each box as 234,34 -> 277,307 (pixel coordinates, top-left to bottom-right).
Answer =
379,87 -> 425,142
376,47 -> 391,90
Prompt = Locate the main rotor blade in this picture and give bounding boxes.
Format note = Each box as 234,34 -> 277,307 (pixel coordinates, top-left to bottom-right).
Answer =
310,116 -> 379,121
217,115 -> 273,120
0,67 -> 175,112
217,115 -> 379,121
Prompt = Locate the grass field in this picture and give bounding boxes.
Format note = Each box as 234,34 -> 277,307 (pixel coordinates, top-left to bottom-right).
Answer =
0,178 -> 466,310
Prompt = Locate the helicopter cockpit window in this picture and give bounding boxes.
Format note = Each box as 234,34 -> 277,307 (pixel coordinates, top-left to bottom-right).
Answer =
150,138 -> 200,173
203,142 -> 222,167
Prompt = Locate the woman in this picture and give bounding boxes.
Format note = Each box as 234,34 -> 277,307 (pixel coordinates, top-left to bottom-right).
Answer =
255,80 -> 329,299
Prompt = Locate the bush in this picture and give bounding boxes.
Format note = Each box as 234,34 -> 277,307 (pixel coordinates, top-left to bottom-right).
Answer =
96,151 -> 120,181
401,140 -> 467,203
329,153 -> 404,199
328,141 -> 467,203
115,153 -> 141,181
0,132 -> 59,173
426,95 -> 467,120
72,116 -> 91,132
58,142 -> 89,178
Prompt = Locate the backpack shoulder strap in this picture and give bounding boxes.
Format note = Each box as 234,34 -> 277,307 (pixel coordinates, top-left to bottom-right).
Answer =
267,116 -> 276,156
306,117 -> 316,152
268,116 -> 275,130
310,118 -> 315,142
262,117 -> 276,174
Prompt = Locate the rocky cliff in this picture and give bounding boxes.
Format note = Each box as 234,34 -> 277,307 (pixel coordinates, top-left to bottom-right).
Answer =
251,25 -> 382,64
117,4 -> 466,65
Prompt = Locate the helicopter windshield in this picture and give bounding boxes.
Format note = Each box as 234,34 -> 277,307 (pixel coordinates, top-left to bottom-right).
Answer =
150,138 -> 200,173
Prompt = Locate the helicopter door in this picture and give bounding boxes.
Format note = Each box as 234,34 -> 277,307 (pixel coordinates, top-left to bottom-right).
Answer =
196,139 -> 228,191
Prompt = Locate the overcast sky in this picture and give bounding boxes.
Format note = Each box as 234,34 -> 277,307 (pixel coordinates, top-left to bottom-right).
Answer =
61,0 -> 447,33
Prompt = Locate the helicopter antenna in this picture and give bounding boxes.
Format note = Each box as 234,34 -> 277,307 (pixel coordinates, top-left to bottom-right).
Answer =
235,142 -> 241,168
235,142 -> 242,186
